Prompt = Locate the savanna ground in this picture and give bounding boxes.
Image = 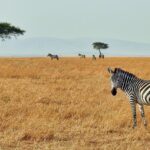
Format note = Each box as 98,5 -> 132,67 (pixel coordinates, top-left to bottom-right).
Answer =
0,57 -> 149,150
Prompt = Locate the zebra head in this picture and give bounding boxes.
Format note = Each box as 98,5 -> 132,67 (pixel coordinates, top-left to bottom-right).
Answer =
47,53 -> 52,57
108,67 -> 122,96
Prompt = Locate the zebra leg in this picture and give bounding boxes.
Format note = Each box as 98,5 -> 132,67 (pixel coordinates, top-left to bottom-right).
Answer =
130,101 -> 137,128
138,104 -> 147,126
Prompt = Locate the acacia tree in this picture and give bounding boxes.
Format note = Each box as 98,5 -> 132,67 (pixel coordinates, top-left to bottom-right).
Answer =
0,22 -> 25,41
92,42 -> 108,58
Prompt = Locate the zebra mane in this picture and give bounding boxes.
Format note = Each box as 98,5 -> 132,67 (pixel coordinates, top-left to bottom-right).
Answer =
114,68 -> 137,78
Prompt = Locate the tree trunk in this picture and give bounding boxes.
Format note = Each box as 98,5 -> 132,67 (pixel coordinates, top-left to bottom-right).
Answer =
98,49 -> 101,58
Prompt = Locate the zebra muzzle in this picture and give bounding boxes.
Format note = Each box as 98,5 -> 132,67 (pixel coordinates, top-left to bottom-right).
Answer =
111,88 -> 117,96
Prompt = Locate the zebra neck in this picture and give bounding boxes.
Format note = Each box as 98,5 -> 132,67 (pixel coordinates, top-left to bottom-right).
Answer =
120,75 -> 138,92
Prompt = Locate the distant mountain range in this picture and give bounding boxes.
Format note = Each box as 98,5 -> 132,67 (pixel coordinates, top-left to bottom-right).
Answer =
0,37 -> 150,57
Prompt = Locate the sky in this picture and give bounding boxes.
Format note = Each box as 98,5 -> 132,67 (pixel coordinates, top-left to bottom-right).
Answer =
0,0 -> 150,56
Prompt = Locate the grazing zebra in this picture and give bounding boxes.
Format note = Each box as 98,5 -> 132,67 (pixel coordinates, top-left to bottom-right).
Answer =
101,53 -> 104,59
78,53 -> 86,58
108,67 -> 150,128
47,53 -> 59,60
99,53 -> 104,59
92,55 -> 96,60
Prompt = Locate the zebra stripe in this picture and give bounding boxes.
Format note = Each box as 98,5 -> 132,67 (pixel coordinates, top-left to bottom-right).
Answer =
108,68 -> 150,128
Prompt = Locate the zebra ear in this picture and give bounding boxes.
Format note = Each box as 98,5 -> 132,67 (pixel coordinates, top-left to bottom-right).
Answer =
108,67 -> 114,74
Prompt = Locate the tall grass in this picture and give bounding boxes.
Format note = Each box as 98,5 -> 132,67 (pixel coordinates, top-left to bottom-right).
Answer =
0,57 -> 149,149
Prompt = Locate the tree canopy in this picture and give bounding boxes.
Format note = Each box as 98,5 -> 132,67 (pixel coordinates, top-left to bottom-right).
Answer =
0,22 -> 25,40
92,42 -> 109,51
92,42 -> 109,58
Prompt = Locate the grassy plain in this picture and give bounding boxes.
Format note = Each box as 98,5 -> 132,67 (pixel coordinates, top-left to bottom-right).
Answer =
0,57 -> 149,149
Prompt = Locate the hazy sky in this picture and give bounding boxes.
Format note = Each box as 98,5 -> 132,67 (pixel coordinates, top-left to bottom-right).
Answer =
0,0 -> 150,43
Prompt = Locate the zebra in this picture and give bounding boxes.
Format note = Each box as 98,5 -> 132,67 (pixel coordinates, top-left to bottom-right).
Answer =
108,67 -> 150,128
47,53 -> 59,60
78,53 -> 86,58
92,55 -> 96,60
101,53 -> 104,59
99,53 -> 104,59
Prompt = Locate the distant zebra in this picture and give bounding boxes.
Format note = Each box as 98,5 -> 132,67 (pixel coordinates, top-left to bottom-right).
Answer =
108,68 -> 150,128
99,53 -> 104,59
78,53 -> 86,58
47,53 -> 59,60
92,55 -> 96,60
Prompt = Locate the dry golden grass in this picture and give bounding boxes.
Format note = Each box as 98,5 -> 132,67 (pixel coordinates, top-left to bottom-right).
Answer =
0,57 -> 149,150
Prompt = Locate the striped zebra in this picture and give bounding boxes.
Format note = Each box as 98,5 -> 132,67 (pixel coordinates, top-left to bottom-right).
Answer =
99,52 -> 104,59
92,55 -> 96,60
108,67 -> 150,128
47,53 -> 59,60
78,53 -> 86,58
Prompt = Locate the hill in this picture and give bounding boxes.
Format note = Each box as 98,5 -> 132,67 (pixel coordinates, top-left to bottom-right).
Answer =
0,37 -> 150,56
